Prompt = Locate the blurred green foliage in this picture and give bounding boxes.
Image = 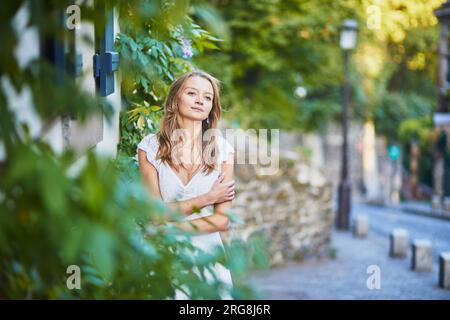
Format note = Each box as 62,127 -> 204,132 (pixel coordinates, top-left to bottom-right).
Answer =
398,116 -> 435,189
189,0 -> 442,138
374,92 -> 433,143
193,0 -> 357,130
0,0 -> 267,299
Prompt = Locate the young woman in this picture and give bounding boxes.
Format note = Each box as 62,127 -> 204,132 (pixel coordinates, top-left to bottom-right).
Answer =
137,70 -> 235,299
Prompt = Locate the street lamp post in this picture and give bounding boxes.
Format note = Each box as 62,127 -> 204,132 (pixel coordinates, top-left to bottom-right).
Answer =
337,19 -> 358,230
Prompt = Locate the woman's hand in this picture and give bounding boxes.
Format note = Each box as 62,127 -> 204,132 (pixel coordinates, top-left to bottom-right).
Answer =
206,173 -> 235,204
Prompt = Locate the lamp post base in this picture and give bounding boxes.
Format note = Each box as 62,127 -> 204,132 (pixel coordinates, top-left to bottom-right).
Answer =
337,181 -> 352,230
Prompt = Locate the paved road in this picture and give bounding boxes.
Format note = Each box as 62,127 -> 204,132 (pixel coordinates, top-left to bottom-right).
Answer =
355,203 -> 450,262
247,203 -> 450,299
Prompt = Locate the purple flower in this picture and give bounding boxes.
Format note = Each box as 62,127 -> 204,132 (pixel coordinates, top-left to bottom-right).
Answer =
180,37 -> 193,59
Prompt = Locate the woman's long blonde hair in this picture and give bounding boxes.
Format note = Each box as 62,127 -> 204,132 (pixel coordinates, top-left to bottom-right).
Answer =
156,70 -> 222,175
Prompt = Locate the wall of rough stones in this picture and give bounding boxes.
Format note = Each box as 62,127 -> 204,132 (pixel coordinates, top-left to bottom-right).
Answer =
227,155 -> 334,266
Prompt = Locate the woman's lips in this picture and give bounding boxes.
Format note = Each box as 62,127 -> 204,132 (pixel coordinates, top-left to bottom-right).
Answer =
191,106 -> 204,112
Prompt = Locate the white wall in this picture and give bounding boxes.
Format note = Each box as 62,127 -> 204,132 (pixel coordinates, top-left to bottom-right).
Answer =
69,14 -> 103,154
1,3 -> 65,159
2,3 -> 122,163
95,9 -> 122,158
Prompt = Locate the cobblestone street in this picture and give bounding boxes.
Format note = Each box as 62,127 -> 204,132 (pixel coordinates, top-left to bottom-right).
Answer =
248,203 -> 450,299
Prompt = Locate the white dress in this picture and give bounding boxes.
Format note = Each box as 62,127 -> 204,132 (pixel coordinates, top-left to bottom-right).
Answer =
137,133 -> 235,299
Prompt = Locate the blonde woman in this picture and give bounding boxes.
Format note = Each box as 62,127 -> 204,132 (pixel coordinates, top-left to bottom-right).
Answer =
137,70 -> 235,298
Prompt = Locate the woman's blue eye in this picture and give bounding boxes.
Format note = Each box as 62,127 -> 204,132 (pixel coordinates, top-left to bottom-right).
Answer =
188,92 -> 195,95
206,97 -> 212,101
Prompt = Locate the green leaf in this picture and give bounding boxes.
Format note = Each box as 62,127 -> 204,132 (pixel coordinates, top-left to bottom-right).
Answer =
137,115 -> 145,129
89,228 -> 116,280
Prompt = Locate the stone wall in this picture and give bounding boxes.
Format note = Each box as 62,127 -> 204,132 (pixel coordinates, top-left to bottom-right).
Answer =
279,123 -> 366,201
228,156 -> 334,266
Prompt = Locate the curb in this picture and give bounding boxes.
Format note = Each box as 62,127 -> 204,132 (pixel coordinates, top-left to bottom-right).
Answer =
394,204 -> 450,222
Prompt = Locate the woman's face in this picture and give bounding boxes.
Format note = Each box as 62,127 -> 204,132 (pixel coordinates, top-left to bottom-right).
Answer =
177,76 -> 214,122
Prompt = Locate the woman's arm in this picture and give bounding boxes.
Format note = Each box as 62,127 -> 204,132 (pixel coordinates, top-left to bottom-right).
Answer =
138,150 -> 234,216
166,173 -> 234,214
168,152 -> 235,234
170,213 -> 230,233
213,152 -> 235,216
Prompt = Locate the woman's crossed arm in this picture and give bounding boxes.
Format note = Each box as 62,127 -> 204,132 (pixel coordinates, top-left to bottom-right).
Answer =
138,150 -> 234,233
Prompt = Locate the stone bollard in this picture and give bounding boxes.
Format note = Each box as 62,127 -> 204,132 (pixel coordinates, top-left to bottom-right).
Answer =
439,252 -> 450,289
389,229 -> 409,258
411,239 -> 433,272
444,197 -> 450,213
352,215 -> 368,238
431,195 -> 441,213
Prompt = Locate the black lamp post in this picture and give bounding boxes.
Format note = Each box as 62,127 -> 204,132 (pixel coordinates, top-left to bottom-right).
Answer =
337,19 -> 358,230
